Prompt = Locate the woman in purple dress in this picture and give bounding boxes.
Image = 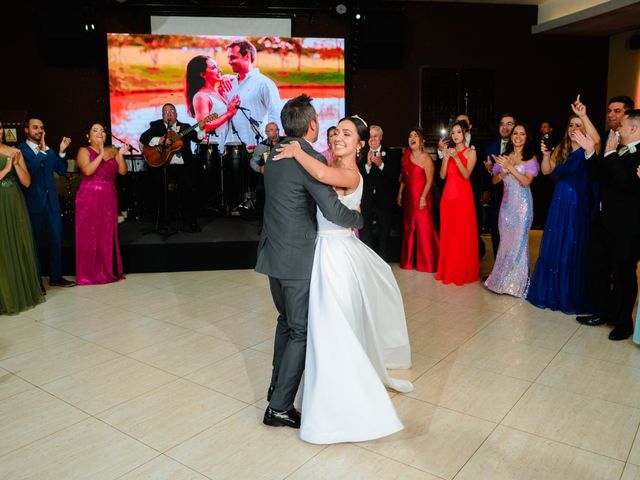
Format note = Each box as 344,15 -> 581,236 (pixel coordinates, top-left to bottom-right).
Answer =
485,124 -> 539,297
75,123 -> 128,285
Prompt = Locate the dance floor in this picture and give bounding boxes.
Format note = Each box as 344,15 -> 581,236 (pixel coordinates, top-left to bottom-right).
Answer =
1,236 -> 640,479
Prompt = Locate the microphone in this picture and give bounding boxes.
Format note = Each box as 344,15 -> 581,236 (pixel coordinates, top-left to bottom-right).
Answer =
235,105 -> 250,112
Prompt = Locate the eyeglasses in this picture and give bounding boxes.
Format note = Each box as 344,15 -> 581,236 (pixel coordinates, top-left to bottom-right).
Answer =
163,109 -> 176,114
500,122 -> 514,127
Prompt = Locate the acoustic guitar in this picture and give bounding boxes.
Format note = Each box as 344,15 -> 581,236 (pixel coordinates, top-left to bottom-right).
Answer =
142,113 -> 218,167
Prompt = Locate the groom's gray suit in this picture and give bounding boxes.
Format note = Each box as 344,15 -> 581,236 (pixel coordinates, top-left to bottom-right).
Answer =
255,137 -> 363,411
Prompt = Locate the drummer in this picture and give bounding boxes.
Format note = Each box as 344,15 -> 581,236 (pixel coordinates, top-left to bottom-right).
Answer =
249,122 -> 281,215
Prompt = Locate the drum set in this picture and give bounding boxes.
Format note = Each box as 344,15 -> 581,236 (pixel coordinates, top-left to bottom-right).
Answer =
197,142 -> 257,216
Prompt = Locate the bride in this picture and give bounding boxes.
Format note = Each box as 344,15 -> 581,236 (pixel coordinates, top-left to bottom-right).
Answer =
273,116 -> 413,444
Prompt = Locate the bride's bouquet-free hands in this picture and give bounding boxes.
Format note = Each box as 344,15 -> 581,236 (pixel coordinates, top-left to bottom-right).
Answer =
273,140 -> 302,161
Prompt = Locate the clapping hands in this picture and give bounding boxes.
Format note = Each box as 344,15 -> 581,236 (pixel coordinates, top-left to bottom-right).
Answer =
492,154 -> 512,171
572,130 -> 595,154
483,155 -> 493,173
605,130 -> 619,154
443,148 -> 456,160
59,136 -> 72,154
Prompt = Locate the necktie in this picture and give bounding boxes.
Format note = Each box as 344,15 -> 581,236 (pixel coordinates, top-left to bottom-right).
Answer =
618,145 -> 629,156
34,145 -> 40,155
500,141 -> 506,154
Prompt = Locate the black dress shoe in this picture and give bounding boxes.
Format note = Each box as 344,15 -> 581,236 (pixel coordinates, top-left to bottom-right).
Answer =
576,315 -> 607,326
49,277 -> 76,287
267,385 -> 275,402
263,407 -> 301,428
608,328 -> 633,341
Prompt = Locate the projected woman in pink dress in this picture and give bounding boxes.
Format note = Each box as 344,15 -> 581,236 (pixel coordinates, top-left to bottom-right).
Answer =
75,123 -> 128,285
185,55 -> 241,146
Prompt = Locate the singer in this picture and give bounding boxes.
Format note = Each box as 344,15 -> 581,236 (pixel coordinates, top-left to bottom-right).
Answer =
223,39 -> 283,147
139,104 -> 204,232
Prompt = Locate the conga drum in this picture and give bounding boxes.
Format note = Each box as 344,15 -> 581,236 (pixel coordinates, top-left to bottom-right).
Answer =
222,142 -> 249,211
197,142 -> 222,207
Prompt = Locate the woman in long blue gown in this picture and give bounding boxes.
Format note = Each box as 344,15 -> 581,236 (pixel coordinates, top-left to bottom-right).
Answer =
527,98 -> 600,314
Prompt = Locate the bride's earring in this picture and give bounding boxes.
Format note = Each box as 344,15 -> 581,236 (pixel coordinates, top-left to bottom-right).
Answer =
356,147 -> 361,157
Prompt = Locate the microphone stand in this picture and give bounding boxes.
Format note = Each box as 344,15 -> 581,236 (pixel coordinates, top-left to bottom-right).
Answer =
153,124 -> 177,240
233,109 -> 261,215
237,107 -> 264,144
107,132 -> 143,221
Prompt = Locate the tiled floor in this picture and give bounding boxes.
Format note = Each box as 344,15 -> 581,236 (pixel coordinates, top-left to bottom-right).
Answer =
1,251 -> 640,479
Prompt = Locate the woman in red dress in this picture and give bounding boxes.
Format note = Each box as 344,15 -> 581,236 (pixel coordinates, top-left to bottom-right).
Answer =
397,127 -> 439,272
435,120 -> 479,285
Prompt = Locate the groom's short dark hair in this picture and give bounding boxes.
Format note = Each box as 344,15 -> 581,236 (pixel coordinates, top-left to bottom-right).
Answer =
281,94 -> 316,138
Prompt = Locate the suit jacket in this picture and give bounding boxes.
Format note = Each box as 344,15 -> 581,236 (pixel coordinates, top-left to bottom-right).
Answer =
483,139 -> 505,208
18,141 -> 67,215
359,145 -> 400,212
255,137 -> 363,280
139,119 -> 200,166
592,148 -> 640,236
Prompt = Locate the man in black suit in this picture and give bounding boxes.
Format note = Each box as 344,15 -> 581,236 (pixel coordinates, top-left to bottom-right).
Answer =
359,124 -> 399,260
578,96 -> 634,332
577,109 -> 640,340
481,113 -> 517,258
140,103 -> 205,232
256,95 -> 362,428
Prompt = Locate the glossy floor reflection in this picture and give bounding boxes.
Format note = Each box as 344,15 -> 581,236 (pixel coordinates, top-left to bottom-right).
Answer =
1,236 -> 639,479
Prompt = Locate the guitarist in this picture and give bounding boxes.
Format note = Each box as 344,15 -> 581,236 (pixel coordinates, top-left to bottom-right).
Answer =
140,103 -> 205,232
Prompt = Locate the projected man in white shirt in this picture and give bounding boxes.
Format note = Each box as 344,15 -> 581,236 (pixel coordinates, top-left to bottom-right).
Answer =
224,39 -> 283,147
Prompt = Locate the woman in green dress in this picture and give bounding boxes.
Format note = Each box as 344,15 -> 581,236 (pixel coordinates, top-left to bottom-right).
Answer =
0,121 -> 45,315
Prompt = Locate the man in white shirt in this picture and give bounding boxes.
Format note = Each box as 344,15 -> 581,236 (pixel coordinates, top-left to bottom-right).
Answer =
223,39 -> 282,148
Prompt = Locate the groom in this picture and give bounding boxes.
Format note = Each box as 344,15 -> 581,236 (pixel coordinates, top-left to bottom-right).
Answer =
256,95 -> 363,428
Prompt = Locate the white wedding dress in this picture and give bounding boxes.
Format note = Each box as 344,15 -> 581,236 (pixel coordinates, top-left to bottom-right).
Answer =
300,175 -> 414,445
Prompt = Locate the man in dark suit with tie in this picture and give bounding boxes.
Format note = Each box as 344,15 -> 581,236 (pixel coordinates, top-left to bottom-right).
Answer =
359,124 -> 399,260
140,104 -> 205,232
256,94 -> 363,428
18,117 -> 75,290
577,109 -> 640,340
481,113 -> 517,258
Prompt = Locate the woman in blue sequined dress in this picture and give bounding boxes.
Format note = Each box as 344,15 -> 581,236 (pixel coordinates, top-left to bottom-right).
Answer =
527,96 -> 600,314
485,124 -> 539,298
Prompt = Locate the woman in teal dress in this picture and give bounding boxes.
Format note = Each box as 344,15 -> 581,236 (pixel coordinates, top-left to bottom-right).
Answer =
0,121 -> 45,315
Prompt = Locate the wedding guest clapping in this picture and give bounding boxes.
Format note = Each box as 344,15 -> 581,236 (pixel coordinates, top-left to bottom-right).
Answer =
0,121 -> 44,314
75,123 -> 128,285
484,124 -> 539,297
435,120 -> 479,285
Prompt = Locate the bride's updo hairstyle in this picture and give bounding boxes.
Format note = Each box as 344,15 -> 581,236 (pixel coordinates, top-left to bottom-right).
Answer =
341,115 -> 369,164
